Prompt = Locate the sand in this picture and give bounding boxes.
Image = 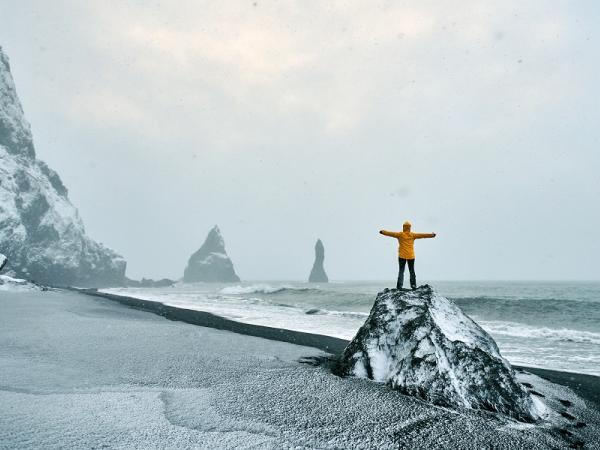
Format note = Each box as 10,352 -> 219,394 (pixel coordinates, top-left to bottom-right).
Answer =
1,289 -> 599,449
84,288 -> 600,410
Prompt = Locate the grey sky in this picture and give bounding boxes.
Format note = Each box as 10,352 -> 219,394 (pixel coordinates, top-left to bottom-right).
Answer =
1,1 -> 599,281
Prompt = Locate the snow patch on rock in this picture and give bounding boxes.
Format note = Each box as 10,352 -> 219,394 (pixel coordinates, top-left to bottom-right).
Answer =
0,274 -> 42,291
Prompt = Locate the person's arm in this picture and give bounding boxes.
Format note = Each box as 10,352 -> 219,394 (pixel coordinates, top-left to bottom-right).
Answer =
379,230 -> 401,238
413,232 -> 436,239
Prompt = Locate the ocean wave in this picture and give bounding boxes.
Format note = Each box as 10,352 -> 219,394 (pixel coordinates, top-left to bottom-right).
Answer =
480,321 -> 600,345
219,284 -> 319,295
454,295 -> 600,310
303,308 -> 369,319
453,296 -> 600,329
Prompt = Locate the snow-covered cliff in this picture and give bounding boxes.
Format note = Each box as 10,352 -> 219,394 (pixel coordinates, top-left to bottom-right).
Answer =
337,285 -> 539,422
0,47 -> 125,287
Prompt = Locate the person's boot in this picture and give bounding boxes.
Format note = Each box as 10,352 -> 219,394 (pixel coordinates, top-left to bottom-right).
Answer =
410,275 -> 417,290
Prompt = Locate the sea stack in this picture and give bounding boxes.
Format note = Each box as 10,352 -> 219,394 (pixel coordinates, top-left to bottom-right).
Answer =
308,239 -> 328,283
183,225 -> 240,283
0,47 -> 126,287
336,285 -> 537,422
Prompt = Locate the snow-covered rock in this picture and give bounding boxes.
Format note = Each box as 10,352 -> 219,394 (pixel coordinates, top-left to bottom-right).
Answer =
337,285 -> 538,422
183,225 -> 240,282
308,239 -> 328,283
0,253 -> 7,272
0,46 -> 126,287
0,274 -> 43,291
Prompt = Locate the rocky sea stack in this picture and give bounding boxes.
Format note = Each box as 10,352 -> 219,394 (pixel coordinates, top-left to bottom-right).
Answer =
183,225 -> 240,283
336,285 -> 538,422
308,239 -> 328,283
0,47 -> 125,287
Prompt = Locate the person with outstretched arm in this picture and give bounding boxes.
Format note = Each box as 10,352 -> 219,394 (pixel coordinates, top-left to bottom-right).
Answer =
379,221 -> 436,290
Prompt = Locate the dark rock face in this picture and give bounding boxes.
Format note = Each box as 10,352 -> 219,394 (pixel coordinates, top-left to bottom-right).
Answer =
308,239 -> 328,283
125,277 -> 175,288
183,226 -> 240,283
0,47 -> 126,287
336,286 -> 538,422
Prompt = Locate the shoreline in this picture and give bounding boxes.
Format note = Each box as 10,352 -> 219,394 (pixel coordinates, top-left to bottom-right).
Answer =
77,288 -> 600,410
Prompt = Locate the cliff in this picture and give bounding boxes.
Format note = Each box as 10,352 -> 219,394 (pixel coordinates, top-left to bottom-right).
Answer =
0,47 -> 125,287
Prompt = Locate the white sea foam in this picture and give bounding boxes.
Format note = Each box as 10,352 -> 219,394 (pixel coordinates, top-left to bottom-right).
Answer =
219,284 -> 313,295
303,308 -> 369,319
100,282 -> 600,376
479,320 -> 600,345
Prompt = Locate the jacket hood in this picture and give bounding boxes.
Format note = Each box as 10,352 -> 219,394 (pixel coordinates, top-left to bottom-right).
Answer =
403,221 -> 411,232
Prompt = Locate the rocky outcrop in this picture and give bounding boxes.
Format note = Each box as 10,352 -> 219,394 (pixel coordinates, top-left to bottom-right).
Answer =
183,226 -> 240,283
125,277 -> 175,288
336,286 -> 538,422
0,47 -> 126,287
0,252 -> 44,290
308,239 -> 328,283
0,274 -> 44,291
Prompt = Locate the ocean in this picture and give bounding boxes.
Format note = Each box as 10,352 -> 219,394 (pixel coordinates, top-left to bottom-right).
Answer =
102,280 -> 600,376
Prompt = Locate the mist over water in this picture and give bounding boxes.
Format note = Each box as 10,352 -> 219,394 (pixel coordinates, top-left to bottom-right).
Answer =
104,280 -> 600,376
2,2 -> 600,281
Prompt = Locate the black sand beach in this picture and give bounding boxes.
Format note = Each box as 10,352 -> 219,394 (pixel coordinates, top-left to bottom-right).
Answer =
1,289 -> 599,449
82,288 -> 600,410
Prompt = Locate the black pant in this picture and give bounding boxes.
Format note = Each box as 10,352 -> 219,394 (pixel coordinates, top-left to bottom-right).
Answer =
397,258 -> 416,289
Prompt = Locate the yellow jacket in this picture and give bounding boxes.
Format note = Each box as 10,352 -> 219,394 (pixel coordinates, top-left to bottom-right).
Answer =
380,222 -> 435,259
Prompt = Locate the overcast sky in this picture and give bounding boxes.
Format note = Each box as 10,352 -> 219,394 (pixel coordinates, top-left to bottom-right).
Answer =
1,1 -> 599,281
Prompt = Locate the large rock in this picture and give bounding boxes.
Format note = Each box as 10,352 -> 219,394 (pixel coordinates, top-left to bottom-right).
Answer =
308,239 -> 328,283
0,47 -> 126,287
183,225 -> 240,282
336,286 -> 538,422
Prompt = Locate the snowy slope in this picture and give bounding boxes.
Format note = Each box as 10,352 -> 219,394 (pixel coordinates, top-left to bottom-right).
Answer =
0,46 -> 125,287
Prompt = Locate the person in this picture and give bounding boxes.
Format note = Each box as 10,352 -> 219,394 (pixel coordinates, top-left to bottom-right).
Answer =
379,221 -> 436,290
